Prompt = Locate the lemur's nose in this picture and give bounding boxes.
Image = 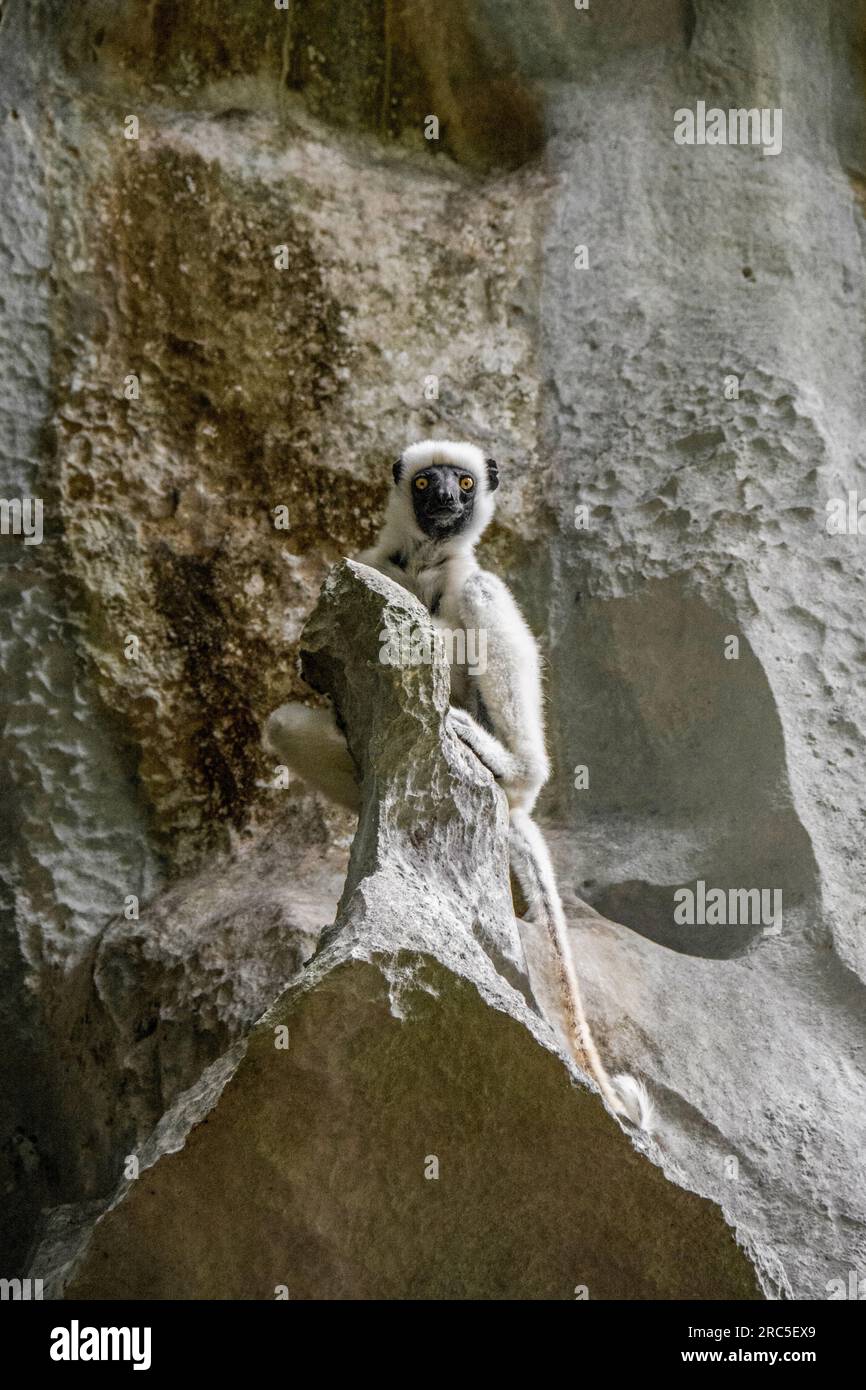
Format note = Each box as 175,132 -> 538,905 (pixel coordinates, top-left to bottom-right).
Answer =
433,474 -> 460,504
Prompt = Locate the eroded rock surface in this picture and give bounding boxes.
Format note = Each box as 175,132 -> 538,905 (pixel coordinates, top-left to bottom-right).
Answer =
36,562 -> 767,1301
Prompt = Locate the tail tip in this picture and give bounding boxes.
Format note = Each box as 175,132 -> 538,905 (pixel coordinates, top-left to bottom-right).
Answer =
612,1073 -> 655,1131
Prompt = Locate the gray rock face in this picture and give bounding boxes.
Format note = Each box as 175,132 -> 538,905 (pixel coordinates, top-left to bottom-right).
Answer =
1,0 -> 864,1298
50,812 -> 345,1199
37,563 -> 766,1301
522,0 -> 866,1299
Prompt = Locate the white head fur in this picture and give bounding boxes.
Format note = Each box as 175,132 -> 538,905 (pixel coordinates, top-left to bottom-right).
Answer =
379,440 -> 498,554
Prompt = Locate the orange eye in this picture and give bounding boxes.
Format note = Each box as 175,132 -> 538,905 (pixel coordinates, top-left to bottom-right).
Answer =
459,475 -> 475,491
414,476 -> 429,490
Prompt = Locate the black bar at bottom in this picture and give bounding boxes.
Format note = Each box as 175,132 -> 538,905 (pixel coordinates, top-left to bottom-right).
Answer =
2,1297 -> 856,1374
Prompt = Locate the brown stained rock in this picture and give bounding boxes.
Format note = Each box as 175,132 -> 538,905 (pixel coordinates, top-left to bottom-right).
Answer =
54,139 -> 357,864
50,94 -> 542,870
44,563 -> 768,1300
53,0 -> 545,172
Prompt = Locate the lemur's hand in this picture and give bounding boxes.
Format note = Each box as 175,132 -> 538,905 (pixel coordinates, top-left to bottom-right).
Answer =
446,707 -> 512,780
446,706 -> 480,748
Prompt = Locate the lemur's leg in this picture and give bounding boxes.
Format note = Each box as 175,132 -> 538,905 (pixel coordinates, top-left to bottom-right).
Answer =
455,571 -> 551,811
263,702 -> 361,812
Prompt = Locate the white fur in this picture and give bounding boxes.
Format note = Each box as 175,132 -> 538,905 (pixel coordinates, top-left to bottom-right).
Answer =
375,440 -> 497,555
612,1074 -> 655,1130
265,440 -> 652,1130
263,704 -> 360,813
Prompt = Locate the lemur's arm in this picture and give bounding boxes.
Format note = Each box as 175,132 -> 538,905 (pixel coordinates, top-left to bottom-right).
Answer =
355,546 -> 419,599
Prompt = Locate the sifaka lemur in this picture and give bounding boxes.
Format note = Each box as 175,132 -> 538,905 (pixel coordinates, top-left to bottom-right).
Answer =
264,440 -> 652,1129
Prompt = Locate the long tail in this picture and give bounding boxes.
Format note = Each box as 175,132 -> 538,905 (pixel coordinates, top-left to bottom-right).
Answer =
508,809 -> 653,1130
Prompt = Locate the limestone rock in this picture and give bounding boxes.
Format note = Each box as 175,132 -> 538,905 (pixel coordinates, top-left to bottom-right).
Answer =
37,562 -> 767,1300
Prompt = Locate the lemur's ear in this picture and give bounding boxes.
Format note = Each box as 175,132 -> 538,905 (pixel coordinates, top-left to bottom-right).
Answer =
485,458 -> 499,491
392,458 -> 403,485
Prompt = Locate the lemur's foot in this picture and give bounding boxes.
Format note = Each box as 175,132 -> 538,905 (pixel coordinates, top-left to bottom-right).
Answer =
446,706 -> 512,780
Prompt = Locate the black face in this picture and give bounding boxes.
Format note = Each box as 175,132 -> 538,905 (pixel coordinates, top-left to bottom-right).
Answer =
409,464 -> 478,539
